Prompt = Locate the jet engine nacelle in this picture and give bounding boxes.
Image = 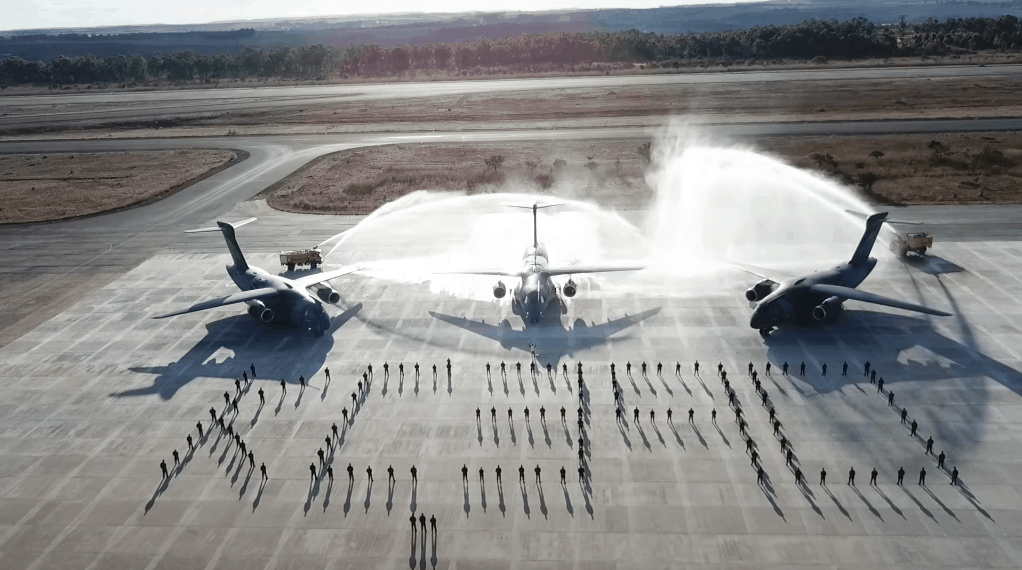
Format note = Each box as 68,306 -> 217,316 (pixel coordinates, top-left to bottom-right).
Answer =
493,281 -> 506,299
562,279 -> 577,298
812,297 -> 844,321
745,279 -> 777,302
247,301 -> 274,323
314,284 -> 340,304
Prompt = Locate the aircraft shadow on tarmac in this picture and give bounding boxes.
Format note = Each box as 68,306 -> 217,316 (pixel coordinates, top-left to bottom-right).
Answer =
762,304 -> 1022,459
900,254 -> 965,276
115,303 -> 362,400
428,307 -> 661,363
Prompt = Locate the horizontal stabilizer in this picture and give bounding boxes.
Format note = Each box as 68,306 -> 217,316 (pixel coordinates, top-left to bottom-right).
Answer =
809,284 -> 952,317
543,265 -> 644,277
501,201 -> 564,210
153,287 -> 279,319
845,210 -> 922,225
185,217 -> 257,233
434,268 -> 524,277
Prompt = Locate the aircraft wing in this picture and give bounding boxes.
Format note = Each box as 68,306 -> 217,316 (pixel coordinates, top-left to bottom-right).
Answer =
153,287 -> 280,319
809,284 -> 952,317
543,265 -> 644,277
291,265 -> 360,289
729,262 -> 797,282
433,269 -> 524,277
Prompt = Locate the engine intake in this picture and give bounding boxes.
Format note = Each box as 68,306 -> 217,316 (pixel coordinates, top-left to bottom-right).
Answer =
248,303 -> 274,322
745,279 -> 777,302
492,281 -> 506,299
562,279 -> 577,298
812,297 -> 843,321
315,284 -> 340,304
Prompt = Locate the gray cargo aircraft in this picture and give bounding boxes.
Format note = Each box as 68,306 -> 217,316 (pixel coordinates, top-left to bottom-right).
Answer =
736,211 -> 952,337
438,202 -> 643,323
154,218 -> 358,335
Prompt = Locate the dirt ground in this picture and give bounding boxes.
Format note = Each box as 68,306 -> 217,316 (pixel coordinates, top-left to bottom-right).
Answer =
266,133 -> 1022,215
0,150 -> 237,224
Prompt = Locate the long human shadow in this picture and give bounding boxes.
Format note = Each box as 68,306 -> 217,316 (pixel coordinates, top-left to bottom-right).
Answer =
900,485 -> 936,520
521,486 -> 530,519
617,420 -> 632,449
323,479 -> 334,511
428,308 -> 661,364
252,480 -> 265,511
537,483 -> 548,519
641,371 -> 658,396
689,423 -> 707,448
712,423 -> 730,448
119,304 -> 361,400
304,475 -> 322,516
796,481 -> 823,517
667,421 -> 685,449
562,484 -> 574,516
952,479 -> 993,520
343,480 -> 353,516
250,402 -> 263,427
634,422 -> 651,451
872,486 -> 905,519
656,372 -> 674,396
497,483 -> 505,517
852,486 -> 883,521
763,307 -> 1022,466
651,422 -> 666,447
823,486 -> 852,520
921,485 -> 959,521
144,477 -> 171,513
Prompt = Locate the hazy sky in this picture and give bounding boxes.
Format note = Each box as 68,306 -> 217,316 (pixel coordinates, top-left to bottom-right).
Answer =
6,0 -> 761,31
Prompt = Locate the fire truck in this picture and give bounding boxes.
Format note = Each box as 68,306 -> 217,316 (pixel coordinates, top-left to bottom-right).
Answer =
279,248 -> 323,271
889,232 -> 933,258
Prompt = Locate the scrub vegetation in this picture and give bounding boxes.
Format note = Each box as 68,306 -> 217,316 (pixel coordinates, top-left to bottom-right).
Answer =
266,133 -> 1022,216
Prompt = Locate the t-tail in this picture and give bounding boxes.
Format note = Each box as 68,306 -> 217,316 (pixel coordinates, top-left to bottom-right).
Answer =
185,217 -> 257,271
502,201 -> 563,249
849,212 -> 889,266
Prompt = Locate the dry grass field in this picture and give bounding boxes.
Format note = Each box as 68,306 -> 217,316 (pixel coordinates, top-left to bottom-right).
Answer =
0,150 -> 237,223
266,133 -> 1022,215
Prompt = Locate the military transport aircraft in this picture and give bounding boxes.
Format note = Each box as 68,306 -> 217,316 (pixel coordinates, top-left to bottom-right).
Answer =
437,202 -> 643,323
735,211 -> 952,337
153,218 -> 359,335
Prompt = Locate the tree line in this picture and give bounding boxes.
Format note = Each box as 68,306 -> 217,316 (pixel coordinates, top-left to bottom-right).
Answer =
2,16 -> 1021,86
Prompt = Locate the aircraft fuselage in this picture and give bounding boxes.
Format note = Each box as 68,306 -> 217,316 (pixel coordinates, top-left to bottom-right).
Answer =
750,257 -> 876,329
226,263 -> 331,333
512,244 -> 561,323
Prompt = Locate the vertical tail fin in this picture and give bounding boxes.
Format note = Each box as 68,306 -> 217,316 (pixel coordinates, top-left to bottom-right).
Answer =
186,217 -> 256,270
849,212 -> 889,266
501,201 -> 563,249
216,221 -> 249,270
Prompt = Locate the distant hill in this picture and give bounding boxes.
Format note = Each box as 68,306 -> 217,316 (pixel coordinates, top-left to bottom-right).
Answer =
3,0 -> 1022,60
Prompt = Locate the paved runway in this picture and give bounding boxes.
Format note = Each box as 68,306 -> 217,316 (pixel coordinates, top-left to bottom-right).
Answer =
0,197 -> 1019,569
3,64 -> 1019,127
3,118 -> 1022,347
0,112 -> 1021,568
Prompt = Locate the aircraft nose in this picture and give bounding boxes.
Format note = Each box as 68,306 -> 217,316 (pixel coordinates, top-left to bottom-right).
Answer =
749,307 -> 764,329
